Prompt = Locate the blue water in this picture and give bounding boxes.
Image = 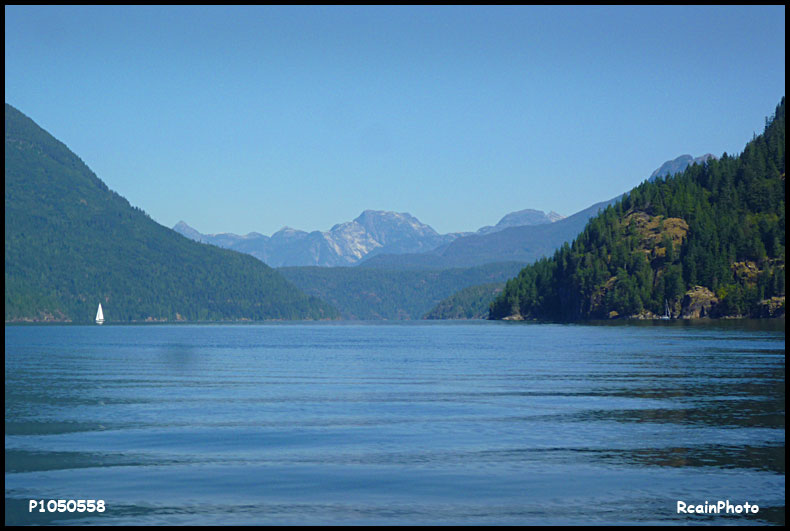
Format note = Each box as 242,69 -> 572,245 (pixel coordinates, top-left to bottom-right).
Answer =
5,321 -> 785,525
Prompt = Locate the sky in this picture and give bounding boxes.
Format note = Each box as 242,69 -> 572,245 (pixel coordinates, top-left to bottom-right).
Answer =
5,5 -> 786,236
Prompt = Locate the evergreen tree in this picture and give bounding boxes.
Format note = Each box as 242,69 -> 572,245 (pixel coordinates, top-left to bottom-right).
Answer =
490,97 -> 786,321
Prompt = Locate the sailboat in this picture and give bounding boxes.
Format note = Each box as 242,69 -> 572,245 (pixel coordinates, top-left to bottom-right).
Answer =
661,299 -> 671,320
95,303 -> 105,325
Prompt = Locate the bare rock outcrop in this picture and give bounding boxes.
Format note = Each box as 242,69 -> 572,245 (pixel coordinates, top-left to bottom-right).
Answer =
753,296 -> 786,318
681,286 -> 719,319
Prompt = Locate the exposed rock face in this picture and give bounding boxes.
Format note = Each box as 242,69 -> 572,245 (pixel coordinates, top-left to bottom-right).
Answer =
681,286 -> 719,318
174,212 -> 458,267
754,296 -> 786,318
731,261 -> 760,283
624,211 -> 689,257
175,207 -> 568,268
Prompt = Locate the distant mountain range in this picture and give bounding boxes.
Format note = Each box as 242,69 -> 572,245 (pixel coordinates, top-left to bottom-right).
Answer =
177,154 -> 714,272
174,208 -> 566,268
5,95 -> 755,326
276,147 -> 714,319
360,154 -> 716,270
474,209 -> 564,235
358,198 -> 618,269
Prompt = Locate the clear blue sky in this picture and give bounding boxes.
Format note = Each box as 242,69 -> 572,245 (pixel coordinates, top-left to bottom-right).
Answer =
5,5 -> 786,236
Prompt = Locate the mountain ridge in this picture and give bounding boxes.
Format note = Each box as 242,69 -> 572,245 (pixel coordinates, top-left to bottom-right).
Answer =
649,153 -> 715,181
176,153 -> 712,272
174,207 -> 564,267
489,98 -> 785,321
5,103 -> 338,323
360,153 -> 716,270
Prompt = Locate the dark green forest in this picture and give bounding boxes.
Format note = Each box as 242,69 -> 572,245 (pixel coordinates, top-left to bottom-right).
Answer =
424,282 -> 504,320
279,262 -> 523,320
490,97 -> 785,321
5,103 -> 338,322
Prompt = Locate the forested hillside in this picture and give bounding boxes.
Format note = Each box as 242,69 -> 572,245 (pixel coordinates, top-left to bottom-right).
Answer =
5,103 -> 338,322
490,98 -> 785,321
424,282 -> 504,320
279,262 -> 523,320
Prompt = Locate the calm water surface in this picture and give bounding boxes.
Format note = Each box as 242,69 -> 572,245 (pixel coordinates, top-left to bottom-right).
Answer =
5,321 -> 785,525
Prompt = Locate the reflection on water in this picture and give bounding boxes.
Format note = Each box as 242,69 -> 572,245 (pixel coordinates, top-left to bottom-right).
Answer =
5,321 -> 785,525
592,444 -> 785,474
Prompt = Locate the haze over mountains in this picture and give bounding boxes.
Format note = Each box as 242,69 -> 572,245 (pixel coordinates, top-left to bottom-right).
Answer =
5,94 -> 730,325
358,198 -> 619,269
473,209 -> 564,235
175,211 -> 457,267
176,154 -> 714,271
361,155 -> 717,270
174,208 -> 565,268
649,154 -> 715,181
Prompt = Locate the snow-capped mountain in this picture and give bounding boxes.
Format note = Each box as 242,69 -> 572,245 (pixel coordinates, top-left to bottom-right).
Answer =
174,210 -> 462,267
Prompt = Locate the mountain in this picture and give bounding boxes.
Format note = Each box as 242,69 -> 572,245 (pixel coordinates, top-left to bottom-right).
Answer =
358,198 -> 619,269
278,261 -> 524,320
172,221 -> 212,243
174,210 -> 461,267
490,97 -> 785,321
649,154 -> 715,181
175,206 -> 567,268
359,154 -> 722,271
412,155 -> 742,319
5,103 -> 338,323
476,208 -> 565,235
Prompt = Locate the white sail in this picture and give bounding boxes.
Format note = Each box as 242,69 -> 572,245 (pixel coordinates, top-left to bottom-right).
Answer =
96,303 -> 104,324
